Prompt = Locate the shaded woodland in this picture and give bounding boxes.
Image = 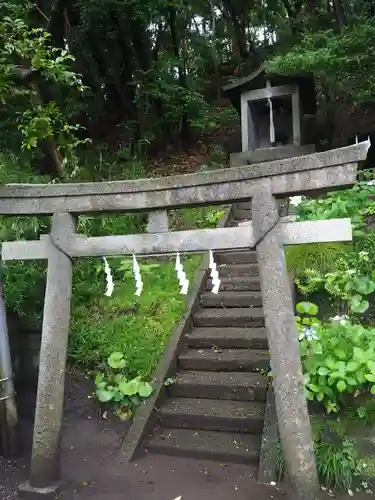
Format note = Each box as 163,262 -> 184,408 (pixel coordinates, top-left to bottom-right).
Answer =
2,0 -> 375,179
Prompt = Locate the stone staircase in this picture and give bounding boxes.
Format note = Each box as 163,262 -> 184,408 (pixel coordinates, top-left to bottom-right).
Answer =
145,205 -> 271,465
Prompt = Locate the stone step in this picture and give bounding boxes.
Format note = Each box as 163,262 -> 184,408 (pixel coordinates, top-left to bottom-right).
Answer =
200,291 -> 262,308
216,251 -> 257,265
157,398 -> 265,434
234,201 -> 252,210
216,263 -> 259,277
206,276 -> 261,291
170,371 -> 268,401
193,308 -> 265,328
185,327 -> 268,349
178,349 -> 270,372
147,427 -> 261,464
227,218 -> 242,227
232,208 -> 252,221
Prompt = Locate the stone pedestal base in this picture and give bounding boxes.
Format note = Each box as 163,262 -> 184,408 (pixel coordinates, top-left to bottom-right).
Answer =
18,481 -> 60,499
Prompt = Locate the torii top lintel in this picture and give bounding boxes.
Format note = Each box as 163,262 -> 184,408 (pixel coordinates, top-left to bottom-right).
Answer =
0,141 -> 369,216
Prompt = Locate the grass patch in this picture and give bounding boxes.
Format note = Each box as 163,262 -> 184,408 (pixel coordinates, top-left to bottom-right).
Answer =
69,255 -> 201,377
285,242 -> 350,279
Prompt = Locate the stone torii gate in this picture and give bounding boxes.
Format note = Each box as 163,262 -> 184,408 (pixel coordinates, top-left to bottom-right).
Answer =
0,141 -> 370,500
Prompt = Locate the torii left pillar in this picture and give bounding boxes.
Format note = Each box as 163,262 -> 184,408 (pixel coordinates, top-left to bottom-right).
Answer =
18,213 -> 76,499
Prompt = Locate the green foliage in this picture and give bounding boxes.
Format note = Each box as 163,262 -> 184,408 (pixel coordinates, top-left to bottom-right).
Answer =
0,2 -> 88,175
276,413 -> 372,490
286,243 -> 348,280
297,302 -> 375,413
315,436 -> 363,491
296,180 -> 375,234
94,351 -> 153,419
295,251 -> 375,315
69,255 -> 201,375
169,207 -> 226,230
267,19 -> 375,102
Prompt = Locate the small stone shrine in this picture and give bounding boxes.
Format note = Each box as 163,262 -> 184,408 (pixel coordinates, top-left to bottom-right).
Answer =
222,64 -> 317,166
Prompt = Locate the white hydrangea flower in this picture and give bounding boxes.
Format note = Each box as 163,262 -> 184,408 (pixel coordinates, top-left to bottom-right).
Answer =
299,327 -> 319,341
332,315 -> 349,325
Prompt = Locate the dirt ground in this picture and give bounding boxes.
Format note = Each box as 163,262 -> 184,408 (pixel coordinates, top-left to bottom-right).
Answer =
0,375 -> 371,500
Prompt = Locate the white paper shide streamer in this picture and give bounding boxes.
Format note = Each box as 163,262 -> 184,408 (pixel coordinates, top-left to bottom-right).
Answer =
266,80 -> 275,145
102,257 -> 114,297
209,250 -> 221,294
175,252 -> 189,295
132,254 -> 143,296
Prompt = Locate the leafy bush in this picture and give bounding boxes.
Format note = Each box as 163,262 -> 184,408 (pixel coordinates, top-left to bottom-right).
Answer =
296,180 -> 375,234
297,302 -> 375,413
295,251 -> 375,314
286,243 -> 348,280
94,351 -> 153,420
267,19 -> 375,103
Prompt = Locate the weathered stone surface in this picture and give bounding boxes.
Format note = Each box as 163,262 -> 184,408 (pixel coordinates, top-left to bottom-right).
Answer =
230,145 -> 316,166
147,427 -> 261,464
216,263 -> 259,277
193,308 -> 265,328
2,218 -> 352,261
28,213 -> 76,489
251,183 -> 319,500
170,371 -> 268,401
0,142 -> 368,214
0,142 -> 366,198
157,397 -> 265,433
18,480 -> 60,499
200,291 -> 262,308
147,210 -> 168,233
178,348 -> 270,372
216,250 -> 257,264
206,276 -> 261,291
184,327 -> 268,349
258,386 -> 280,484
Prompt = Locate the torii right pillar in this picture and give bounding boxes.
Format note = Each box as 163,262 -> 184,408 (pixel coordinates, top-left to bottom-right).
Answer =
252,181 -> 320,500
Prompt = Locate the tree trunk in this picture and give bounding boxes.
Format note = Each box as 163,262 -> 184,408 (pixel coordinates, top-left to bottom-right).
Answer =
332,0 -> 347,31
168,6 -> 189,148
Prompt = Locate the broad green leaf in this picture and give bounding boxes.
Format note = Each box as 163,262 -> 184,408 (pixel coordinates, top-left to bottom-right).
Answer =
108,352 -> 126,369
353,347 -> 366,362
334,349 -> 346,360
336,380 -> 347,392
346,377 -> 358,386
96,389 -> 113,402
119,378 -> 140,396
296,302 -> 318,316
307,383 -> 320,393
350,295 -> 369,314
353,277 -> 375,295
138,381 -> 153,398
346,361 -> 360,373
325,356 -> 337,370
318,367 -> 329,376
